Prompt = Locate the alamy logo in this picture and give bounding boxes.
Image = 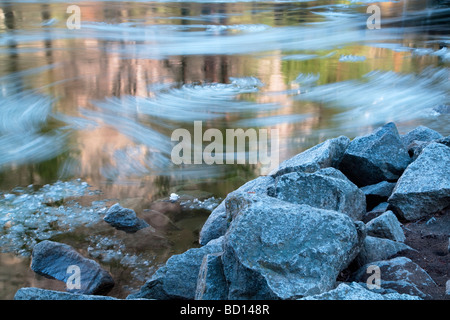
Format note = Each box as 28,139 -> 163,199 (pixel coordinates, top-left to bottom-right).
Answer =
171,121 -> 279,174
367,5 -> 381,29
66,265 -> 81,290
366,265 -> 381,290
66,5 -> 81,30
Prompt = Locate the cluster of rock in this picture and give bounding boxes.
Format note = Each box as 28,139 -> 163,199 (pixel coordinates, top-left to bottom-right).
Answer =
14,122 -> 449,300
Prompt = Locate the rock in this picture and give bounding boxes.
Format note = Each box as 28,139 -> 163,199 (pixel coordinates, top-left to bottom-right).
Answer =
339,122 -> 411,187
352,257 -> 438,299
269,135 -> 350,178
14,287 -> 118,300
103,203 -> 150,233
400,125 -> 443,148
405,140 -> 430,160
199,176 -> 274,245
361,181 -> 396,211
300,282 -> 421,300
354,236 -> 414,267
388,142 -> 450,220
273,167 -> 366,220
195,252 -> 228,300
128,236 -> 224,300
362,202 -> 389,223
436,135 -> 450,148
366,211 -> 406,242
31,240 -> 115,295
222,193 -> 365,299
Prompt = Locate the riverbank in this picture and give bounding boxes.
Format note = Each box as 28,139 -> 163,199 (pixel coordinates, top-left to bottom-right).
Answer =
12,122 -> 450,300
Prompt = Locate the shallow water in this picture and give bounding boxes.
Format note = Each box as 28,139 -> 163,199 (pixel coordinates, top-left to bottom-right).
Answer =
0,0 -> 449,299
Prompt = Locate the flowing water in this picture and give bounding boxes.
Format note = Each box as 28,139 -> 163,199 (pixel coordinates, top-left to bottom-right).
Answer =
0,0 -> 449,299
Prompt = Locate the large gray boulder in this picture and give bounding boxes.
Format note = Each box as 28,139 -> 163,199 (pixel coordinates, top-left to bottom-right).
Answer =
199,176 -> 274,245
273,167 -> 366,220
366,211 -> 405,242
354,236 -> 414,267
127,236 -> 224,300
31,240 -> 115,295
339,123 -> 411,187
388,142 -> 450,221
222,193 -> 365,300
300,282 -> 421,300
14,287 -> 118,300
103,203 -> 149,233
269,135 -> 350,177
352,257 -> 438,299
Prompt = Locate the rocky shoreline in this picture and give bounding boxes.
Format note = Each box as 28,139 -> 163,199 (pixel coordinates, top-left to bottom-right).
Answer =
14,122 -> 450,300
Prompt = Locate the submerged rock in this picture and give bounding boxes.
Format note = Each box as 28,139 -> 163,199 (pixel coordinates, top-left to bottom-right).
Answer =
269,135 -> 350,177
103,203 -> 150,233
388,142 -> 450,221
14,287 -> 118,300
273,167 -> 366,220
339,122 -> 411,187
222,193 -> 365,299
31,240 -> 115,295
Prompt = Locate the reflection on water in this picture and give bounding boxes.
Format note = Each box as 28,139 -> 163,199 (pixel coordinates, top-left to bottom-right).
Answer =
0,0 -> 449,299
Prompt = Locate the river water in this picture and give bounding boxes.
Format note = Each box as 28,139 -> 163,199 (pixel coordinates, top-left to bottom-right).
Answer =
0,0 -> 448,299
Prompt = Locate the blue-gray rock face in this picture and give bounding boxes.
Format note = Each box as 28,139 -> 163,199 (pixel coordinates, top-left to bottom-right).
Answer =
273,167 -> 366,221
366,211 -> 406,242
388,142 -> 450,220
300,282 -> 421,300
127,237 -> 224,300
339,122 -> 411,187
222,193 -> 365,300
195,252 -> 228,300
14,287 -> 118,300
269,135 -> 350,178
352,257 -> 438,299
354,236 -> 414,267
103,203 -> 149,233
400,125 -> 443,148
31,240 -> 115,295
199,176 -> 274,245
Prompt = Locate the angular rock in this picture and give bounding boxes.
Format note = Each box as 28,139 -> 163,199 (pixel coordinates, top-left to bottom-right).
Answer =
366,211 -> 405,242
354,236 -> 414,267
31,240 -> 115,295
195,252 -> 228,300
128,236 -> 224,300
401,125 -> 443,148
339,122 -> 411,187
406,140 -> 430,161
362,202 -> 389,223
352,257 -> 438,299
103,203 -> 149,233
388,142 -> 450,220
273,167 -> 366,220
14,287 -> 118,300
199,176 -> 274,245
222,193 -> 365,299
269,135 -> 350,177
436,135 -> 450,148
361,181 -> 396,211
300,282 -> 421,300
